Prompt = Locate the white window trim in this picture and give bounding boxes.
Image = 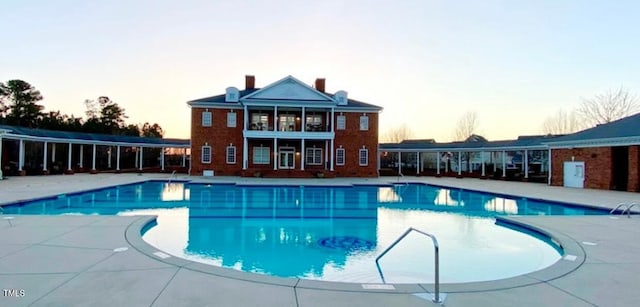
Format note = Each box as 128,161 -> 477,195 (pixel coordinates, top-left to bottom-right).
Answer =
202,111 -> 212,127
359,115 -> 368,131
305,148 -> 323,165
253,146 -> 270,165
226,145 -> 236,164
337,115 -> 346,130
359,148 -> 368,166
201,145 -> 212,164
227,112 -> 237,128
336,148 -> 345,166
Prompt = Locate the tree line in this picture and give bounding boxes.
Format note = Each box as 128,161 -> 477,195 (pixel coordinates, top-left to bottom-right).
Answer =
0,79 -> 164,138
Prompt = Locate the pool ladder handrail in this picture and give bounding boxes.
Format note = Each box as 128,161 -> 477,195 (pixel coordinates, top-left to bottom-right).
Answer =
609,203 -> 638,218
375,227 -> 443,304
168,170 -> 177,183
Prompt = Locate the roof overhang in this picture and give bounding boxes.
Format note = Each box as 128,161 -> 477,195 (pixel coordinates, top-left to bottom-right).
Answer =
544,136 -> 640,149
1,133 -> 190,148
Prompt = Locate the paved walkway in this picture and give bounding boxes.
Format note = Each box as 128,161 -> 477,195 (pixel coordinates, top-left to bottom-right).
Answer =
1,174 -> 639,306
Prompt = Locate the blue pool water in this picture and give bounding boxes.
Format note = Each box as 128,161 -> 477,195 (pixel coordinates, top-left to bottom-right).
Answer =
2,181 -> 607,283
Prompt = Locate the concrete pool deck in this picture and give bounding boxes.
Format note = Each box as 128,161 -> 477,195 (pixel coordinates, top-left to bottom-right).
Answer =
0,174 -> 639,306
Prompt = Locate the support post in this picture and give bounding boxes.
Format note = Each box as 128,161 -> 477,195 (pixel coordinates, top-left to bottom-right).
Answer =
524,149 -> 529,180
242,137 -> 248,170
91,144 -> 97,174
273,106 -> 278,131
502,150 -> 506,178
548,148 -> 552,185
416,152 -> 420,175
67,143 -> 73,173
51,143 -> 56,163
139,146 -> 143,171
481,151 -> 486,178
301,139 -> 305,171
0,135 -> 3,179
436,152 -> 441,176
329,138 -> 334,171
107,146 -> 112,168
397,152 -> 402,175
182,148 -> 187,167
43,141 -> 48,173
161,147 -> 165,171
301,107 -> 306,131
273,138 -> 278,170
79,145 -> 84,169
457,151 -> 462,177
116,145 -> 121,172
18,139 -> 25,174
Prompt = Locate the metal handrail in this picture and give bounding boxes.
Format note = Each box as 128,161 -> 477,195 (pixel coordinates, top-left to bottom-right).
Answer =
375,227 -> 442,304
610,203 -> 635,218
168,170 -> 177,183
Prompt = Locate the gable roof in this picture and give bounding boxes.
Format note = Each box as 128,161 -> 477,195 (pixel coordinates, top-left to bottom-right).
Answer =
241,75 -> 335,102
379,134 -> 563,152
544,112 -> 640,147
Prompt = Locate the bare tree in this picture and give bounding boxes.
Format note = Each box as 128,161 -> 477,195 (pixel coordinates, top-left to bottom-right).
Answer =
541,109 -> 583,135
577,87 -> 639,127
453,111 -> 479,141
383,124 -> 413,143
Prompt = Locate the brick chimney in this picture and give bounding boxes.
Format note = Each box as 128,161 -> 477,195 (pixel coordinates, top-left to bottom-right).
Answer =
245,75 -> 255,89
315,78 -> 325,93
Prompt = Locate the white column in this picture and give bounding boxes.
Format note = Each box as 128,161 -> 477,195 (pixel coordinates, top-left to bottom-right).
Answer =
161,147 -> 165,171
92,144 -> 97,171
397,152 -> 402,174
18,139 -> 24,171
436,152 -> 441,175
134,147 -> 139,168
301,107 -> 306,132
548,148 -> 552,185
51,143 -> 56,163
458,151 -> 462,176
0,135 -> 3,179
493,152 -> 497,172
116,145 -> 121,171
468,152 -> 472,173
79,145 -> 84,168
139,146 -> 143,171
107,146 -> 112,168
330,108 -> 335,132
273,138 -> 278,170
43,141 -> 48,171
243,105 -> 248,130
502,150 -> 507,177
324,140 -> 328,170
524,149 -> 529,179
481,151 -> 485,177
242,138 -> 248,170
416,152 -> 420,175
301,139 -> 305,170
329,138 -> 334,171
67,143 -> 73,171
273,106 -> 278,131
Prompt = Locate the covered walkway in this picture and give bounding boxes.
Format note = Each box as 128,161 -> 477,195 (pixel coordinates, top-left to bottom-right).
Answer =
0,125 -> 190,178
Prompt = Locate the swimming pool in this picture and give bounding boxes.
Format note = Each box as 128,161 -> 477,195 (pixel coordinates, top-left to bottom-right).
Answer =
1,181 -> 607,283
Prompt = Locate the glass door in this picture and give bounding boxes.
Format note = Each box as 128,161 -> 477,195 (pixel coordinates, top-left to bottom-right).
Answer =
279,147 -> 295,169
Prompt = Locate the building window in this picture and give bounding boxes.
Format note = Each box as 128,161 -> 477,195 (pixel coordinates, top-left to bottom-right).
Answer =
251,113 -> 269,130
227,112 -> 236,128
336,148 -> 345,166
336,115 -> 346,130
306,148 -> 323,165
279,114 -> 296,131
359,115 -> 368,131
359,148 -> 368,166
201,145 -> 212,164
202,111 -> 212,127
226,145 -> 236,164
305,114 -> 323,131
253,146 -> 270,164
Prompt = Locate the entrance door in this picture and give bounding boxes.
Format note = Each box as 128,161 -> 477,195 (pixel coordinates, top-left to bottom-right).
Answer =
612,146 -> 629,191
279,147 -> 295,169
563,161 -> 585,188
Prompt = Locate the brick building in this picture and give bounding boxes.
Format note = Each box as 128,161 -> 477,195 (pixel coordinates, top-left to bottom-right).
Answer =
545,113 -> 640,191
187,75 -> 382,177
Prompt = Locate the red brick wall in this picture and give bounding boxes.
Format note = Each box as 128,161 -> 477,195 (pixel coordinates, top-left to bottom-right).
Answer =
334,112 -> 379,177
551,147 -> 612,189
628,145 -> 640,192
190,108 -> 244,176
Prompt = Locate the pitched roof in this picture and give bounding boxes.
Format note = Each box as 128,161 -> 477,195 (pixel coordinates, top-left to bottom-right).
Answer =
379,134 -> 562,151
544,112 -> 640,146
0,124 -> 190,147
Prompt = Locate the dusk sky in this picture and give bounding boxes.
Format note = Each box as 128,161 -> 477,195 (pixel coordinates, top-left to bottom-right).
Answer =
2,0 -> 639,140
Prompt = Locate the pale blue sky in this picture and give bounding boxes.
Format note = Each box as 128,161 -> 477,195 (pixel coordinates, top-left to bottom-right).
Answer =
1,0 -> 639,140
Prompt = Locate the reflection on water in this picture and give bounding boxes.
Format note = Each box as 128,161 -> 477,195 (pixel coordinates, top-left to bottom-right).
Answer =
3,182 -> 607,283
